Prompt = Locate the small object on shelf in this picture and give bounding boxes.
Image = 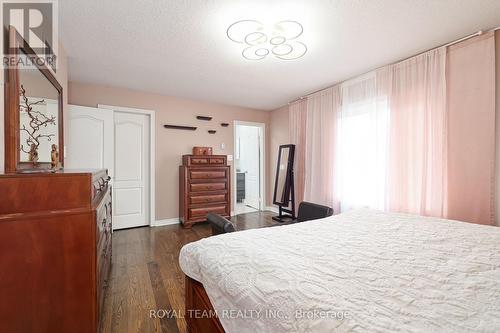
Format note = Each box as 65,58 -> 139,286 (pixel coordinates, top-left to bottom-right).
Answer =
28,143 -> 39,165
208,130 -> 216,134
220,123 -> 229,127
193,147 -> 213,155
196,116 -> 212,121
163,124 -> 197,131
50,144 -> 59,169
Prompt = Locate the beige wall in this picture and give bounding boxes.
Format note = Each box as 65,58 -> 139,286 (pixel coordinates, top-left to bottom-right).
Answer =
267,105 -> 290,206
69,82 -> 270,220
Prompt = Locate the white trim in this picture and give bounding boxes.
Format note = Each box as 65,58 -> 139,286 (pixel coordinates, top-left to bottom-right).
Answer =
153,218 -> 180,227
98,104 -> 156,226
265,206 -> 279,213
233,121 -> 266,212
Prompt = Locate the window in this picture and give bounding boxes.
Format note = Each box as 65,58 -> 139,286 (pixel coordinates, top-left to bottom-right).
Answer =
336,74 -> 389,212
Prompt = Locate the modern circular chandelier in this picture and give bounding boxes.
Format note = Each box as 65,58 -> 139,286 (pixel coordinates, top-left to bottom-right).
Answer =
226,20 -> 307,60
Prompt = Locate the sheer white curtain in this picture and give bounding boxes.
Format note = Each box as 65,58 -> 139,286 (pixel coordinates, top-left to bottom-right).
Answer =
303,87 -> 340,211
289,99 -> 307,209
336,73 -> 389,212
383,48 -> 448,217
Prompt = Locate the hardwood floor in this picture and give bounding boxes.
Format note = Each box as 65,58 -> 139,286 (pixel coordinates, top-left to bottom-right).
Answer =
101,211 -> 278,333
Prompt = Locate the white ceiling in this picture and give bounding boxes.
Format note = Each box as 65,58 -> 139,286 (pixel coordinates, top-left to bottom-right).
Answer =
60,0 -> 500,110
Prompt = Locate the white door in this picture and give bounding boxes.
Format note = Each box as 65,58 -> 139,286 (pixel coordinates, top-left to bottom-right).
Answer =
66,105 -> 151,230
66,105 -> 114,174
237,125 -> 261,210
113,112 -> 150,229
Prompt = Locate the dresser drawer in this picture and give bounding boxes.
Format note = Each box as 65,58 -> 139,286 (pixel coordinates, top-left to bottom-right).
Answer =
183,155 -> 227,167
209,157 -> 225,165
189,205 -> 228,218
190,169 -> 227,179
190,182 -> 226,192
190,194 -> 227,204
191,157 -> 209,165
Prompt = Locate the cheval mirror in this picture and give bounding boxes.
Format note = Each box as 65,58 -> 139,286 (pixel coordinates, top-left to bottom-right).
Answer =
4,26 -> 63,173
272,144 -> 296,222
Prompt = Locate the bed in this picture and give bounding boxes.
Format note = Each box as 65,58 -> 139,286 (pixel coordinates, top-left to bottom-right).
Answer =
179,209 -> 500,332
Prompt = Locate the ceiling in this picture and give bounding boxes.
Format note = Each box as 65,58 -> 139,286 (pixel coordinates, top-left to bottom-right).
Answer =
60,0 -> 500,110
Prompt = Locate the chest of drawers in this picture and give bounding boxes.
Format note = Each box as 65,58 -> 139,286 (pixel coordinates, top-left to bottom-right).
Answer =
179,155 -> 231,228
0,169 -> 112,333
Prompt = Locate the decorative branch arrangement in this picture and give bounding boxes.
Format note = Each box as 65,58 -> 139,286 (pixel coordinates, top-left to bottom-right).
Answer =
19,84 -> 56,164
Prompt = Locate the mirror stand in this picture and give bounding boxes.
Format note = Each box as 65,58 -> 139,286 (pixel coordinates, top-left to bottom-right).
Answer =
272,144 -> 296,222
272,169 -> 296,222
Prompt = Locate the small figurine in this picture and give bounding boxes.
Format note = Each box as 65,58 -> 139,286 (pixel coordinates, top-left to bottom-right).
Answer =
28,143 -> 39,165
51,144 -> 59,169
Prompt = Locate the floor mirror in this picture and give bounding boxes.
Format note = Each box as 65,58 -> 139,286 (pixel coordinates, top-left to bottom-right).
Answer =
272,144 -> 296,222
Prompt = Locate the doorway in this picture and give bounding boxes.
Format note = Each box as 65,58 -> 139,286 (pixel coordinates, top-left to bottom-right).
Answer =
234,121 -> 265,215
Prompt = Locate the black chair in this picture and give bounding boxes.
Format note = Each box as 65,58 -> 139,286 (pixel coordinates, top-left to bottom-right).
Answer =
207,202 -> 333,236
207,213 -> 236,235
296,201 -> 333,222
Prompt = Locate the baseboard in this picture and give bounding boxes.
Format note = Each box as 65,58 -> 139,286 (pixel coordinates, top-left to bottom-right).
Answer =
265,206 -> 279,213
152,218 -> 180,227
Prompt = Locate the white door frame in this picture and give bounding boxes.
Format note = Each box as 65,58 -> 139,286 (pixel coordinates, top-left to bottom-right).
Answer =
98,104 -> 156,226
233,120 -> 266,213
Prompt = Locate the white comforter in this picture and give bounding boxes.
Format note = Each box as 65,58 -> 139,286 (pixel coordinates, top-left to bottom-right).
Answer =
179,209 -> 500,332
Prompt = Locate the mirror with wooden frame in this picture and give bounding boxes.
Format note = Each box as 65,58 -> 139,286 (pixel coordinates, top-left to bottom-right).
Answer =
272,144 -> 296,221
4,26 -> 63,173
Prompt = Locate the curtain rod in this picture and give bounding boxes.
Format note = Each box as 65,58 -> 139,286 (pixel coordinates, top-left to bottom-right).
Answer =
288,26 -> 500,105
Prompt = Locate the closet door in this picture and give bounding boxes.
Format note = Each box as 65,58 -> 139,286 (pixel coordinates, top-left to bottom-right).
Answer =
66,105 -> 151,230
112,111 -> 150,229
66,105 -> 114,176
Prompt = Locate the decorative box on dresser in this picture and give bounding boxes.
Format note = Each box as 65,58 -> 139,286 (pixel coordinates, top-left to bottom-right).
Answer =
179,155 -> 231,228
0,169 -> 112,333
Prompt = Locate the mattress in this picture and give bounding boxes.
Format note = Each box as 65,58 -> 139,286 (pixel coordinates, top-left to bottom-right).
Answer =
179,209 -> 500,332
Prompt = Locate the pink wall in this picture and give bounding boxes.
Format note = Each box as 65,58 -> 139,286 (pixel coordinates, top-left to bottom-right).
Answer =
69,82 -> 270,220
267,105 -> 290,205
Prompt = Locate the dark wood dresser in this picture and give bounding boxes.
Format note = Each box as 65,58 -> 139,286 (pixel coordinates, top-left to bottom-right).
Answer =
179,155 -> 231,228
0,169 -> 112,333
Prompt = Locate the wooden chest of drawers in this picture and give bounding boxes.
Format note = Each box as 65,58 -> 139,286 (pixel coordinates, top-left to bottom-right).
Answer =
0,169 -> 112,333
179,155 -> 231,228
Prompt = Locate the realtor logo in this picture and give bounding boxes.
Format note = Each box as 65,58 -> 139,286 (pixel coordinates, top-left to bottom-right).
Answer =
2,0 -> 58,70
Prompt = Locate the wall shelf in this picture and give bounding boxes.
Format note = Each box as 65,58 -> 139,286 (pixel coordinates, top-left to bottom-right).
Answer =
163,124 -> 197,131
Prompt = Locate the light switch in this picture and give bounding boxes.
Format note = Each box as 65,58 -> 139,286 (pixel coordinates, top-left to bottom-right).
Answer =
220,143 -> 226,150
227,155 -> 233,161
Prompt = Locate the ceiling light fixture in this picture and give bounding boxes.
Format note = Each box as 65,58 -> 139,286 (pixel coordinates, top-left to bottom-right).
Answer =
226,20 -> 307,60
